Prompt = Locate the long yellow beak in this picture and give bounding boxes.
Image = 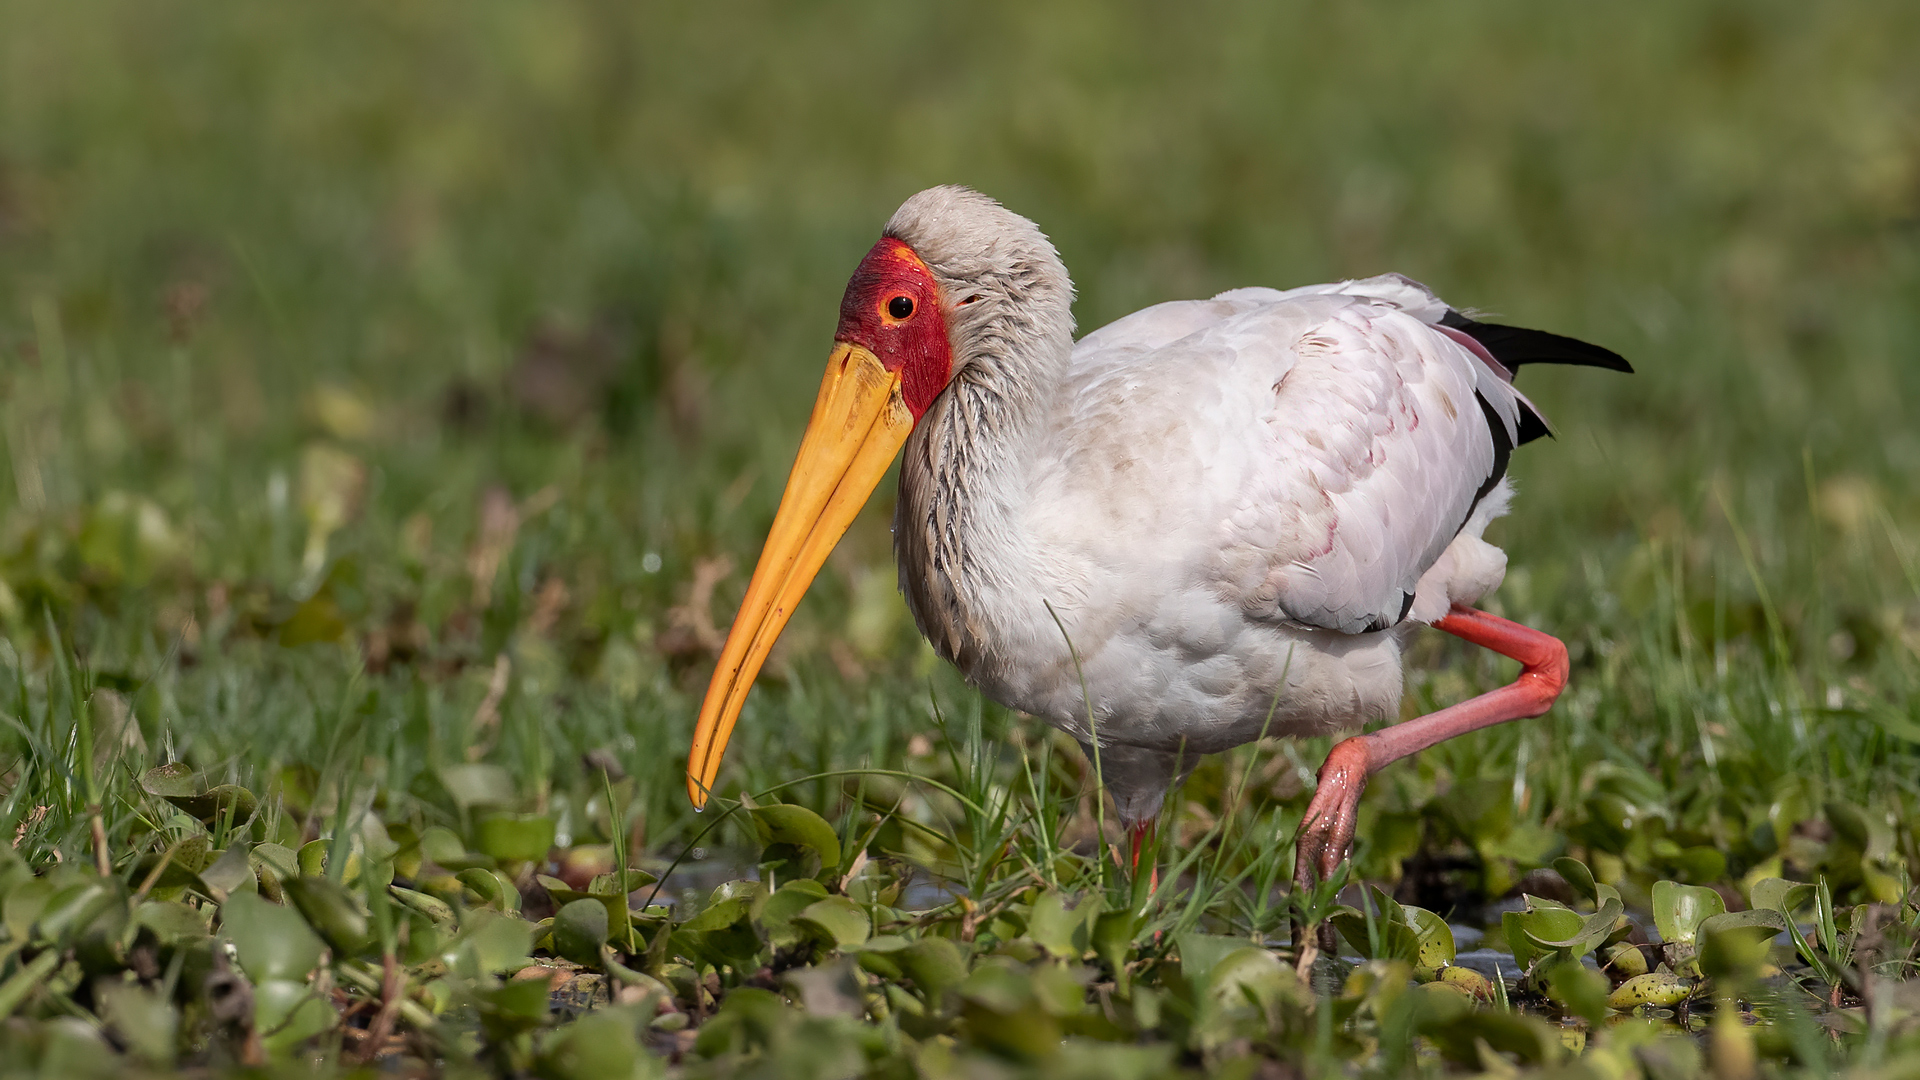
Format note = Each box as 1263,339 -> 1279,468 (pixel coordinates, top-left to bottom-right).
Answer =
685,343 -> 914,808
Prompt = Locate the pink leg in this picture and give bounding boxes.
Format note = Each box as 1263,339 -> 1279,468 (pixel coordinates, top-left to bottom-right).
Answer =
1292,607 -> 1569,937
1128,819 -> 1159,890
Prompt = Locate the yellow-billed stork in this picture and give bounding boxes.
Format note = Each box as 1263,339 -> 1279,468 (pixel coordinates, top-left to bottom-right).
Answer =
685,186 -> 1629,915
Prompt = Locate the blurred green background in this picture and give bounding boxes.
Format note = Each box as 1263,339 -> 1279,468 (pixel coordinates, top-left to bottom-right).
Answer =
1,0 -> 1918,876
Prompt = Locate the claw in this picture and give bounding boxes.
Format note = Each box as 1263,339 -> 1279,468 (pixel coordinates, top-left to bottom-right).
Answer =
1291,736 -> 1373,954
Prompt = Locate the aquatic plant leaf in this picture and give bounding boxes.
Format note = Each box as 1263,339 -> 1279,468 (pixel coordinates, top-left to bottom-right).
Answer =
747,803 -> 842,876
1651,881 -> 1724,946
474,812 -> 555,863
221,892 -> 324,984
134,900 -> 208,946
280,876 -> 372,956
457,868 -> 522,912
1208,946 -> 1299,1012
254,978 -> 337,1053
795,896 -> 870,948
1526,897 -> 1622,958
1553,856 -> 1598,901
445,910 -> 536,977
97,982 -> 178,1066
1422,1008 -> 1566,1067
390,885 -> 455,923
898,937 -> 968,1001
1175,932 -> 1250,987
438,764 -> 517,810
536,1005 -> 652,1080
1543,957 -> 1609,1026
1404,905 -> 1456,968
198,845 -> 255,898
1750,876 -> 1814,916
1607,972 -> 1693,1009
553,898 -> 610,965
759,879 -> 830,949
1029,891 -> 1095,960
137,763 -> 197,800
678,884 -> 757,933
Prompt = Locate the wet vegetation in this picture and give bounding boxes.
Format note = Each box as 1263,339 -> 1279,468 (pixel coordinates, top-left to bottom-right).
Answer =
2,0 -> 1920,1075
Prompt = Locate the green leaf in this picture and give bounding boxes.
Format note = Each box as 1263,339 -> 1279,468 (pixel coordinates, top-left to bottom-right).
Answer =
1607,972 -> 1694,1009
1029,891 -> 1094,960
222,892 -> 325,984
250,843 -> 300,881
747,803 -> 842,876
794,896 -> 871,948
1207,947 -> 1299,1012
898,937 -> 968,1001
167,784 -> 259,826
444,910 -> 536,977
98,982 -> 179,1066
138,763 -> 198,800
1651,881 -> 1725,946
474,812 -> 556,864
390,885 -> 455,924
1543,957 -> 1609,1027
1421,1008 -> 1566,1067
1750,877 -> 1814,916
296,837 -> 363,883
1525,897 -> 1623,959
254,979 -> 337,1052
679,881 -> 760,932
1093,908 -> 1137,994
439,764 -> 517,810
135,900 -> 210,946
0,950 -> 60,1018
281,875 -> 373,956
1510,902 -> 1584,951
553,898 -> 611,965
1699,915 -> 1778,981
536,1005 -> 650,1080
588,868 -> 657,893
1175,932 -> 1248,987
1028,964 -> 1087,1017
475,977 -> 553,1033
129,838 -> 212,895
1553,856 -> 1599,902
457,867 -> 522,912
758,879 -> 831,949
2,878 -> 52,941
1404,905 -> 1456,968
959,965 -> 1058,1062
199,845 -> 256,898
36,880 -> 123,946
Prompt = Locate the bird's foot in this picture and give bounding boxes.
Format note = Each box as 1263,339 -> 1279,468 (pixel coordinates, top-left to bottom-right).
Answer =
1290,736 -> 1373,955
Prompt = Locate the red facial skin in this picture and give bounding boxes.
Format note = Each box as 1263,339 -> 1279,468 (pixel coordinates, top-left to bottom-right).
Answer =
834,238 -> 953,421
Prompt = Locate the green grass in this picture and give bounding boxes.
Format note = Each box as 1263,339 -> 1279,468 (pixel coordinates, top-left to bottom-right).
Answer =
2,0 -> 1920,1074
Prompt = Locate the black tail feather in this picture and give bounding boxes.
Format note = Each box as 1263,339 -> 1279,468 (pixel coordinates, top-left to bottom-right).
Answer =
1440,310 -> 1634,374
1442,309 -> 1630,446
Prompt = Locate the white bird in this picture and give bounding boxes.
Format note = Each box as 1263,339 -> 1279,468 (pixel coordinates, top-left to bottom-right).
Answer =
685,187 -> 1629,919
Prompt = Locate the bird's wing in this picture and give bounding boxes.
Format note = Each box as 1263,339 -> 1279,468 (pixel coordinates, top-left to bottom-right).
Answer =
1061,278 -> 1522,637
1225,287 -> 1522,634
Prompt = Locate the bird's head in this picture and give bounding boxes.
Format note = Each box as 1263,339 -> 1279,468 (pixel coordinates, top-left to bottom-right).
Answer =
685,187 -> 1070,808
831,236 -> 952,421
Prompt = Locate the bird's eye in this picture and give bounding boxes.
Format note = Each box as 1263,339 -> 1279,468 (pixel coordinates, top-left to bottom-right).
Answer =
887,296 -> 914,319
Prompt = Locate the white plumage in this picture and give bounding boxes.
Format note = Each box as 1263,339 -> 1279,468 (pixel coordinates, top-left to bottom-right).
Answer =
900,271 -> 1525,820
689,186 -> 1627,904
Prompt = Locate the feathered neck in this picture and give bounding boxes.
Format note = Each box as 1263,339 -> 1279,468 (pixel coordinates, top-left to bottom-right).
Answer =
882,187 -> 1076,666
